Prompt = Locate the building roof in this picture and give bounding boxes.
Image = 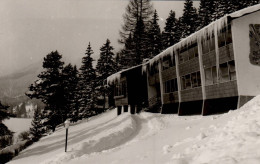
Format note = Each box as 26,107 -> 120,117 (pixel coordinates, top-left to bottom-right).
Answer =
107,4 -> 260,84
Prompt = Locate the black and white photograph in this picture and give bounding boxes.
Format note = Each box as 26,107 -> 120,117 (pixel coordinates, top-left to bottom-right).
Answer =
1,0 -> 260,163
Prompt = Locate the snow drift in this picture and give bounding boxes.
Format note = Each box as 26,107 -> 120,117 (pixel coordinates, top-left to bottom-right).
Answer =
9,95 -> 260,164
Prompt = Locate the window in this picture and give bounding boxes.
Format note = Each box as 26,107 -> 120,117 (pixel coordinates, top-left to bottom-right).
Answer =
204,60 -> 236,86
228,60 -> 236,80
179,46 -> 188,64
191,72 -> 198,88
220,63 -> 229,82
212,66 -> 217,84
150,62 -> 159,75
202,40 -> 210,54
163,55 -> 175,70
194,45 -> 199,57
122,81 -> 127,96
218,25 -> 232,47
188,47 -> 195,60
181,71 -> 201,90
226,30 -> 232,45
114,81 -> 127,97
185,74 -> 191,89
209,37 -> 215,51
205,68 -> 213,85
181,76 -> 186,90
164,78 -> 178,93
197,72 -> 201,87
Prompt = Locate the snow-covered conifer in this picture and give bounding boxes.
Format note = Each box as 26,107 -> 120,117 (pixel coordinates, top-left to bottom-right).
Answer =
147,10 -> 162,58
180,0 -> 199,39
162,10 -> 178,50
26,51 -> 65,132
78,43 -> 97,119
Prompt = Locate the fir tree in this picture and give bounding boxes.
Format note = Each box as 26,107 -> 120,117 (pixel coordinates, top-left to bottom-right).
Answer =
30,108 -> 44,141
119,0 -> 153,67
147,10 -> 162,58
26,50 -> 65,132
78,43 -> 97,118
96,39 -> 117,82
214,0 -> 229,20
62,64 -> 79,121
0,101 -> 13,149
162,10 -> 178,49
119,33 -> 137,68
96,39 -> 117,108
198,0 -> 216,29
180,0 -> 199,39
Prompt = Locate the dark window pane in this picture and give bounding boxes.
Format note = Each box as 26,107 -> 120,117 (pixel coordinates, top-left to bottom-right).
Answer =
194,46 -> 198,57
229,60 -> 236,80
220,63 -> 229,82
185,74 -> 191,89
181,76 -> 186,90
209,37 -> 215,51
202,41 -> 210,54
197,72 -> 201,86
191,72 -> 198,88
188,47 -> 195,60
218,33 -> 226,47
205,68 -> 213,85
212,66 -> 217,84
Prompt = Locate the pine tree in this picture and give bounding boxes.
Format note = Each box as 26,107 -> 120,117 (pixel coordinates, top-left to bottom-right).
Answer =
96,39 -> 117,109
198,0 -> 216,29
30,108 -> 44,141
26,50 -> 65,132
119,33 -> 136,68
96,39 -> 117,83
214,0 -> 229,20
78,43 -> 97,119
162,10 -> 178,49
180,0 -> 199,39
119,0 -> 153,67
0,101 -> 13,149
147,10 -> 162,58
62,64 -> 79,121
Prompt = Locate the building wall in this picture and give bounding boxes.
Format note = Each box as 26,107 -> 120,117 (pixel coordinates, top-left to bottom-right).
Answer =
232,10 -> 260,96
205,81 -> 238,99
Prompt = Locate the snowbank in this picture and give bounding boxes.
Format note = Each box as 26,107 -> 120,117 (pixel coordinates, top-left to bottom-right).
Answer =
37,113 -> 137,164
169,95 -> 260,164
9,95 -> 260,164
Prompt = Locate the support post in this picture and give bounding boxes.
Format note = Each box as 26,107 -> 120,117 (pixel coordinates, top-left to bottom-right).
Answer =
65,128 -> 68,152
124,105 -> 128,112
117,106 -> 122,115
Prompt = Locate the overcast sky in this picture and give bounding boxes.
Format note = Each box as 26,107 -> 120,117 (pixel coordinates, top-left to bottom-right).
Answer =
0,0 -> 199,76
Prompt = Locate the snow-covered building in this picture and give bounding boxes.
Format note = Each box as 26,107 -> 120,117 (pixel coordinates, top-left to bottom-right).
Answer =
107,64 -> 148,115
108,4 -> 260,115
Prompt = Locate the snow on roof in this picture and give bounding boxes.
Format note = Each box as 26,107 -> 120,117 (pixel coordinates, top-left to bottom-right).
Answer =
147,4 -> 260,67
229,3 -> 260,18
107,64 -> 145,85
108,4 -> 260,84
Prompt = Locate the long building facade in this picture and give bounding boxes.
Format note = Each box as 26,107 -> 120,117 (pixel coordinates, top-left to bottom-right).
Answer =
107,5 -> 260,115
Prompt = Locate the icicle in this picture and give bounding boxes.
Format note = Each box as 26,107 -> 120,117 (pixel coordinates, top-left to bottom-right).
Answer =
109,5 -> 260,85
107,72 -> 121,85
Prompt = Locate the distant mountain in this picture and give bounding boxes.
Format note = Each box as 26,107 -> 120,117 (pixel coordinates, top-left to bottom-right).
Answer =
0,60 -> 44,114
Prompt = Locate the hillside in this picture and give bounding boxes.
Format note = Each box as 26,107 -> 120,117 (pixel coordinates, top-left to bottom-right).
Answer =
0,60 -> 43,100
8,96 -> 260,164
0,60 -> 44,117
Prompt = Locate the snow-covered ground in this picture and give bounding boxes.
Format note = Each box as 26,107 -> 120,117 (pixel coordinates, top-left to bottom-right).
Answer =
3,118 -> 32,143
8,96 -> 260,164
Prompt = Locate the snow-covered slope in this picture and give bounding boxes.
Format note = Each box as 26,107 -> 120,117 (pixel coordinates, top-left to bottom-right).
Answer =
9,96 -> 260,164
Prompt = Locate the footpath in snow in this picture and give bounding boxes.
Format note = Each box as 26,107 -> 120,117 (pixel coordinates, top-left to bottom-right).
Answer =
9,95 -> 260,164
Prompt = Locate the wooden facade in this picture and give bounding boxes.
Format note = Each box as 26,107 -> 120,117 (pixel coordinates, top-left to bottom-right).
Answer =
108,5 -> 260,116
